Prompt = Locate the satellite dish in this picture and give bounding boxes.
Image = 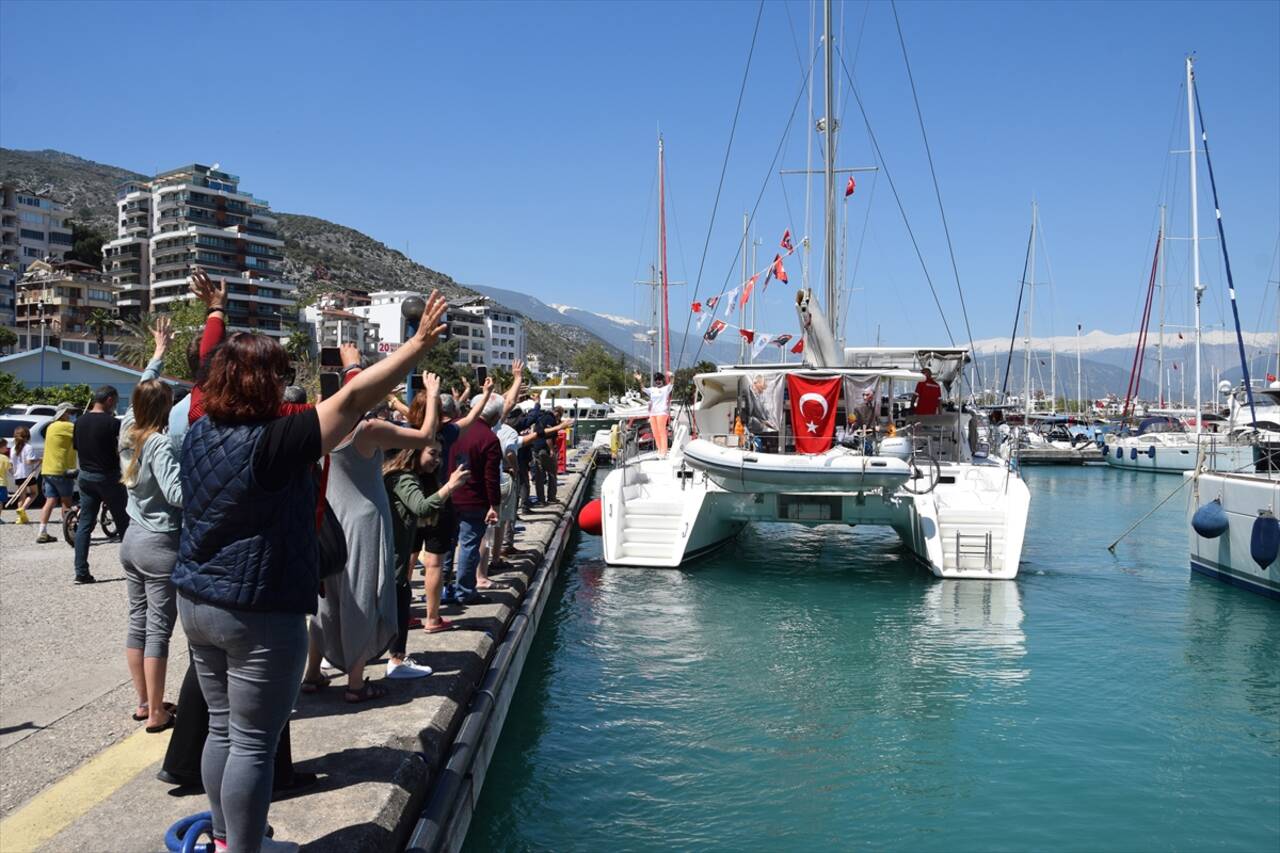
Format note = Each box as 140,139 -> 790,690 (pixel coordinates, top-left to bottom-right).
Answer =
210,162 -> 221,172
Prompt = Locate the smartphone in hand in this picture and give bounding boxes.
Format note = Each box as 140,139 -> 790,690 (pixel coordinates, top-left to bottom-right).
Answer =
320,347 -> 343,368
476,365 -> 488,385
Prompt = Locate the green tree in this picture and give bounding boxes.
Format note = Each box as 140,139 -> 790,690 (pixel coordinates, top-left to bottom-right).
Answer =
0,326 -> 16,353
673,360 -> 717,403
115,299 -> 208,378
416,338 -> 466,389
65,221 -> 108,269
573,343 -> 626,400
85,309 -> 116,358
284,326 -> 312,362
0,372 -> 94,409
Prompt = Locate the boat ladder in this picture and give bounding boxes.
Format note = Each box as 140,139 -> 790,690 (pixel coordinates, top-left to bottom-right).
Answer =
954,531 -> 993,571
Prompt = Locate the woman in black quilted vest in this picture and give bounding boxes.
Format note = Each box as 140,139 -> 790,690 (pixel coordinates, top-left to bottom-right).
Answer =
171,292 -> 448,853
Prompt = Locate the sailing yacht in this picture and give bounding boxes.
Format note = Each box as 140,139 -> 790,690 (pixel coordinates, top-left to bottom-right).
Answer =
1176,56 -> 1280,598
593,0 -> 1031,580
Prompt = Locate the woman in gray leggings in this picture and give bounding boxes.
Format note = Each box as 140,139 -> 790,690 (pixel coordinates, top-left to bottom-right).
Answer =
171,287 -> 449,853
119,318 -> 181,733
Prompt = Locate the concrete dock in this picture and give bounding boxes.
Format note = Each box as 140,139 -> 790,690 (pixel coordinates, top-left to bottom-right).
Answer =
0,449 -> 597,852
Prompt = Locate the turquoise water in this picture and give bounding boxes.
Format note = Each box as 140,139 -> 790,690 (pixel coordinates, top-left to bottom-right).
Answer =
465,467 -> 1280,852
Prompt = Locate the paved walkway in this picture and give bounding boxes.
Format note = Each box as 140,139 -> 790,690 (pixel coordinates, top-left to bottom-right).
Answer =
0,454 -> 591,852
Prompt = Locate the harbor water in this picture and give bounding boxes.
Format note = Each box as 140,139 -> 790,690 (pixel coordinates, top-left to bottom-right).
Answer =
465,467 -> 1280,852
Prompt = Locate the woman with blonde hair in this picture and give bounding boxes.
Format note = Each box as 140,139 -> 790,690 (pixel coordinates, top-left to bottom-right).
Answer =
119,374 -> 183,732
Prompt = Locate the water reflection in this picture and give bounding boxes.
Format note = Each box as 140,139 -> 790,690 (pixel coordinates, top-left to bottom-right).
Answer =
912,580 -> 1028,685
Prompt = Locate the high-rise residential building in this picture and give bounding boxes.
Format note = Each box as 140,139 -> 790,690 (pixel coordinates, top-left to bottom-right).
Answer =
13,259 -> 122,357
1,184 -> 75,329
102,164 -> 296,336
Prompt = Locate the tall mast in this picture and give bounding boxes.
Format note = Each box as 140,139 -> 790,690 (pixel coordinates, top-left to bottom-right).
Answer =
1187,57 -> 1203,443
658,135 -> 670,377
1076,322 -> 1082,415
740,211 -> 748,362
822,0 -> 838,329
1024,201 -> 1037,419
1157,204 -> 1166,406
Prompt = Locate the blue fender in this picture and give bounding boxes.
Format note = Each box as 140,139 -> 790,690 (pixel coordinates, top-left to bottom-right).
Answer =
1192,499 -> 1229,539
1147,446 -> 1156,459
1250,511 -> 1280,570
1130,447 -> 1138,460
1116,447 -> 1123,459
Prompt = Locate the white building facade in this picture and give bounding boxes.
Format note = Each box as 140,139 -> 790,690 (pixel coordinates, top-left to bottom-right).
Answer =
302,303 -> 380,357
349,291 -> 525,367
102,164 -> 296,337
2,184 -> 74,329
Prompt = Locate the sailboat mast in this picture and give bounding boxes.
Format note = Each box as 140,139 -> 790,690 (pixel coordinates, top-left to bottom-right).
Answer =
658,135 -> 670,377
740,211 -> 748,362
1076,323 -> 1082,415
1024,201 -> 1037,419
1187,57 -> 1203,442
1157,204 -> 1166,406
822,0 -> 838,331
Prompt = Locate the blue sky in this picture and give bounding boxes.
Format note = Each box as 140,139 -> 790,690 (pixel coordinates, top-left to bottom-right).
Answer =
1,0 -> 1277,357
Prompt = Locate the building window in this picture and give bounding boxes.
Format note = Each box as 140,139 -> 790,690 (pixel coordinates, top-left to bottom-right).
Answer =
20,211 -> 45,225
61,360 -> 71,371
48,232 -> 74,246
23,247 -> 41,258
20,228 -> 45,241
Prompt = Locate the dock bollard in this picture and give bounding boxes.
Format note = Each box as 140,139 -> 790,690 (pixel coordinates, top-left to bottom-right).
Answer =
165,811 -> 215,853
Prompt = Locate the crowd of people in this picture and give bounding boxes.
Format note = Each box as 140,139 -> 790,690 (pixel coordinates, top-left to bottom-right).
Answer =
0,272 -> 575,853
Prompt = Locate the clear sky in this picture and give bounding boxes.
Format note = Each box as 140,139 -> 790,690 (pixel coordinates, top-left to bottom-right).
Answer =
1,0 -> 1276,358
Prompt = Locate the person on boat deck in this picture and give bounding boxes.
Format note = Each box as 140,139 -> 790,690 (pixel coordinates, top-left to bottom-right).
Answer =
635,371 -> 674,458
912,367 -> 942,416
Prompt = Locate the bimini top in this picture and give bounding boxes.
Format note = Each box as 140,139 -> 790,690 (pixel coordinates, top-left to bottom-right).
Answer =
694,365 -> 926,408
842,347 -> 970,387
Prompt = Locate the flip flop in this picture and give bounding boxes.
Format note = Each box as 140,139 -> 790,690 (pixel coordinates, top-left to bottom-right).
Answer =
133,701 -> 176,722
424,618 -> 454,634
406,616 -> 423,630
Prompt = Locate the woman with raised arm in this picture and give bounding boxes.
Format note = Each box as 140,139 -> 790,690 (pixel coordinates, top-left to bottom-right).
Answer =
171,291 -> 448,853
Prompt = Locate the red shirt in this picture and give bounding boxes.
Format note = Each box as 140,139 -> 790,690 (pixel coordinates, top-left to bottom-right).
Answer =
914,378 -> 942,416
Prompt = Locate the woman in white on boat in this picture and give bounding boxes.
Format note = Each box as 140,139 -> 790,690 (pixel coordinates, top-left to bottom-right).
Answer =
634,371 -> 674,458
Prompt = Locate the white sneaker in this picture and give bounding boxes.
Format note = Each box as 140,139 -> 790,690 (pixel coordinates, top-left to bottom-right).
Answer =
386,658 -> 433,679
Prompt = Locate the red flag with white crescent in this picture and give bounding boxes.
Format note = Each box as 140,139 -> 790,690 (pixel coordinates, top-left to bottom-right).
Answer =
845,175 -> 856,197
780,230 -> 794,252
787,375 -> 841,454
740,274 -> 758,308
739,328 -> 755,343
790,337 -> 805,354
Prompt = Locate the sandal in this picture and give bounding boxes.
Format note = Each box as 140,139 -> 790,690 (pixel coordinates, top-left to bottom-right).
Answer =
133,701 -> 176,722
424,618 -> 454,634
300,674 -> 331,695
344,679 -> 389,704
406,616 -> 423,630
146,710 -> 177,734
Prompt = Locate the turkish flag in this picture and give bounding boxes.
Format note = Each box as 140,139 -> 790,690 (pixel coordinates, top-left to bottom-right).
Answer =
740,274 -> 758,308
773,254 -> 788,284
788,375 -> 841,454
790,337 -> 804,354
845,175 -> 856,197
739,328 -> 755,343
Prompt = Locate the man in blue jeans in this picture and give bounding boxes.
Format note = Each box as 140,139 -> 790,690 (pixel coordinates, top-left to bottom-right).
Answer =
73,386 -> 130,583
445,395 -> 504,604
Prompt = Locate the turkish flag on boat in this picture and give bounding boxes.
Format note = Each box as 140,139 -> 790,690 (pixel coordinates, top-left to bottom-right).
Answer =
772,254 -> 788,284
739,328 -> 755,343
790,337 -> 804,354
845,175 -> 856,197
740,274 -> 758,308
780,229 -> 794,252
788,375 -> 841,454
704,319 -> 726,342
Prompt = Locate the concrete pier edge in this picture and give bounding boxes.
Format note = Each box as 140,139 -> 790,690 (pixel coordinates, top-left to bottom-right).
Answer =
405,448 -> 598,853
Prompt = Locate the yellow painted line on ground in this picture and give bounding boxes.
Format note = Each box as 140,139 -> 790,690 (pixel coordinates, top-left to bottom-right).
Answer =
0,727 -> 171,852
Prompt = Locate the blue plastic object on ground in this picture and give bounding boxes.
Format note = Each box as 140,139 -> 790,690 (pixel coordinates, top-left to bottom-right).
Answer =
166,812 -> 215,853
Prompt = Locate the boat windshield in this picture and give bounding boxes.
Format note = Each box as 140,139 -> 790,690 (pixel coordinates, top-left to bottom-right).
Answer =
1136,416 -> 1184,436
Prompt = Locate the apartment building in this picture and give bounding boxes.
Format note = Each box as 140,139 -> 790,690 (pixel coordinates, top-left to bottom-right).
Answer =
302,303 -> 380,357
1,184 -> 74,328
349,290 -> 525,367
102,164 -> 296,336
13,259 -> 122,357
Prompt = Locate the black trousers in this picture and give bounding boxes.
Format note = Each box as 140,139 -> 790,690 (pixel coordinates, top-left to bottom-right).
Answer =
390,581 -> 411,658
534,448 -> 556,504
162,662 -> 296,786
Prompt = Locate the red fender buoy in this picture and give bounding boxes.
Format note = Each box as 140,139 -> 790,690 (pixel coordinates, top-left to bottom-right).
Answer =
577,498 -> 602,535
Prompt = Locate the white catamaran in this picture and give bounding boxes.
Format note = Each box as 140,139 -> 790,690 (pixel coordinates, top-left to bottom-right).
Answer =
593,1 -> 1031,580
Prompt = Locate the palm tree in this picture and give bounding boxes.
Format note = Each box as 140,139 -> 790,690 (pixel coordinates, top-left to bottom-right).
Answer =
85,309 -> 117,358
284,326 -> 313,362
113,312 -> 156,369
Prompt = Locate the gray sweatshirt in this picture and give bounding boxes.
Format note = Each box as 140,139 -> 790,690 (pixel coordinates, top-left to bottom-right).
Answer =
119,356 -> 184,533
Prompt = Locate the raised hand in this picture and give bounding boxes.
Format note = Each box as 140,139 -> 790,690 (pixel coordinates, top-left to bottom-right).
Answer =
188,268 -> 226,310
339,342 -> 361,370
482,376 -> 494,394
424,372 -> 441,397
448,465 -> 471,489
412,290 -> 449,347
151,314 -> 173,357
512,359 -> 524,377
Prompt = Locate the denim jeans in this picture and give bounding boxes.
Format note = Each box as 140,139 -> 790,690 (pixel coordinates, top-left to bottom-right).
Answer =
75,471 -> 129,578
454,509 -> 489,595
178,595 -> 307,850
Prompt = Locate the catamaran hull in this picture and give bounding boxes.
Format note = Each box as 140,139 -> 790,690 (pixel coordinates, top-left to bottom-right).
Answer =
599,455 -> 1029,580
681,438 -> 912,493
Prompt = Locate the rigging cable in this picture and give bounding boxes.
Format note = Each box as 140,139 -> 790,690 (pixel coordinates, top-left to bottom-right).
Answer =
890,0 -> 980,386
1192,72 -> 1258,426
836,49 -> 956,346
1001,225 -> 1034,400
673,0 -> 765,372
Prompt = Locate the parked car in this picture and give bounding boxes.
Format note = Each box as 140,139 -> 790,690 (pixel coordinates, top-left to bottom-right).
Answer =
2,404 -> 84,418
0,414 -> 55,464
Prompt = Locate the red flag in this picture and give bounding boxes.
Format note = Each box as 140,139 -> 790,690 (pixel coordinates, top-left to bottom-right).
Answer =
845,175 -> 856,197
691,301 -> 702,314
740,274 -> 758,308
773,254 -> 788,284
780,229 -> 794,252
773,334 -> 793,348
1268,373 -> 1277,383
739,328 -> 755,343
790,337 -> 804,354
704,319 -> 726,342
788,375 -> 841,454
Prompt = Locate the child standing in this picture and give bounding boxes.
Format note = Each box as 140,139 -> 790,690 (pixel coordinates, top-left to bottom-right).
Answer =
0,438 -> 12,523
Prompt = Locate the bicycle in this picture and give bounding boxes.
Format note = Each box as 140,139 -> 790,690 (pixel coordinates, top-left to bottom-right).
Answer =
61,502 -> 120,547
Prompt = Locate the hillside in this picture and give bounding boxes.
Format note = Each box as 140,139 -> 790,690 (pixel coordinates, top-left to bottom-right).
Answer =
0,147 -> 619,367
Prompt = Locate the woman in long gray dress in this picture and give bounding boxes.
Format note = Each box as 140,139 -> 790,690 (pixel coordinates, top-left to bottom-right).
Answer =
304,382 -> 437,703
